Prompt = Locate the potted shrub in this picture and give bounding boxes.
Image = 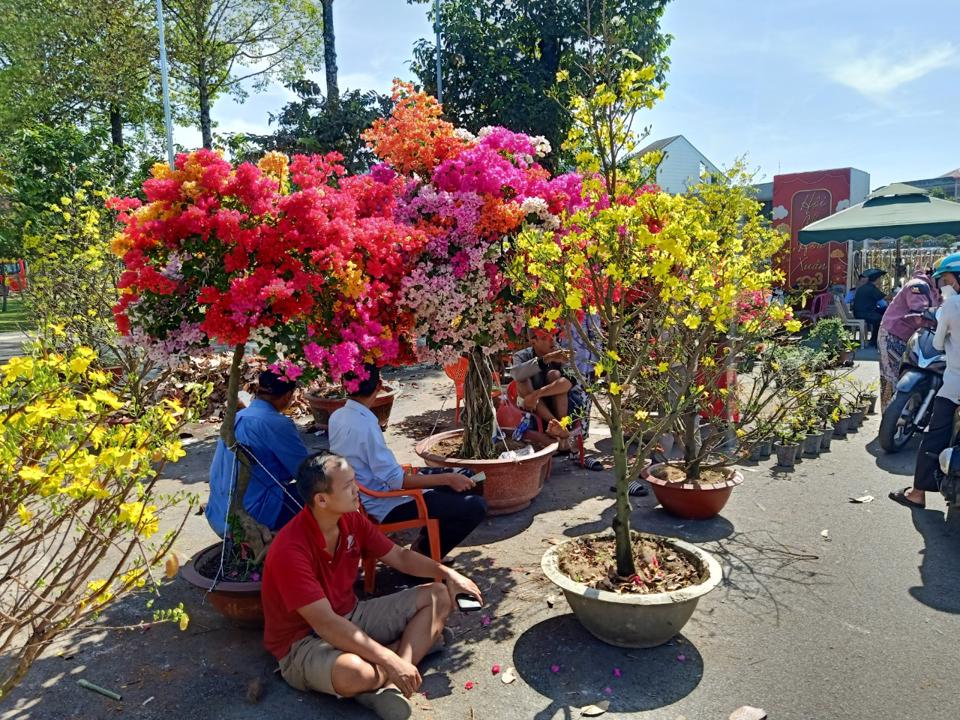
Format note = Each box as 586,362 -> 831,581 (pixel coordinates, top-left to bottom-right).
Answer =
807,317 -> 855,366
510,38 -> 798,646
365,83 -> 581,513
774,423 -> 803,467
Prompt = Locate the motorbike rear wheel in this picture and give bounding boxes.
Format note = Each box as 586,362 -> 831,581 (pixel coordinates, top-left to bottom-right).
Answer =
878,390 -> 924,453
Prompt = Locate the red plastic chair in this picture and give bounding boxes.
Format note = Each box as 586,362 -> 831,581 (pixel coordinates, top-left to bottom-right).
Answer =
443,357 -> 469,424
357,472 -> 441,594
504,380 -> 586,467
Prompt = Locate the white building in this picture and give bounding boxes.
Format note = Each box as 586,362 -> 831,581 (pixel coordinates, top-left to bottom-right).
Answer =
637,135 -> 720,195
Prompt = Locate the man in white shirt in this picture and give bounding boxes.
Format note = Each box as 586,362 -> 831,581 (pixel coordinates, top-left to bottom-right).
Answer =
328,366 -> 487,559
891,254 -> 960,509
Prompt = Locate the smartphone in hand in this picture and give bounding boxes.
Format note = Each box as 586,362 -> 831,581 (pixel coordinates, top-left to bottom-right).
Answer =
455,593 -> 483,612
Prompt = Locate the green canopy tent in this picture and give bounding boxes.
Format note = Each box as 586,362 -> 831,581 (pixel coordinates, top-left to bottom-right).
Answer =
797,183 -> 960,285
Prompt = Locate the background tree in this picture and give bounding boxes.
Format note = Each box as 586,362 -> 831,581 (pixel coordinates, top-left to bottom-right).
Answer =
408,0 -> 672,167
235,80 -> 390,172
0,0 -> 164,149
163,0 -> 326,149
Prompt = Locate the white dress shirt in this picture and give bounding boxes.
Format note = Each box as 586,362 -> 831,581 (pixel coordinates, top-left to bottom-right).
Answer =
934,285 -> 960,402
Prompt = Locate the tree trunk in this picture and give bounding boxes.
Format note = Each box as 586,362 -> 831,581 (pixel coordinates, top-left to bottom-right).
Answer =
198,74 -> 213,149
109,105 -> 124,148
321,0 -> 339,106
609,389 -> 637,577
1,266 -> 6,313
683,411 -> 701,480
221,344 -> 272,561
461,347 -> 495,460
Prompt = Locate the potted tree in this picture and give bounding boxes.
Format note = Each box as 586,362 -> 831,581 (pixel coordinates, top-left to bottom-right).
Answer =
508,29 -> 800,645
111,149 -> 425,619
364,83 -> 585,514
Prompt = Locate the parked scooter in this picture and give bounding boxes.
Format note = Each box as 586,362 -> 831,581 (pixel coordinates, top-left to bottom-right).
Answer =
878,312 -> 944,453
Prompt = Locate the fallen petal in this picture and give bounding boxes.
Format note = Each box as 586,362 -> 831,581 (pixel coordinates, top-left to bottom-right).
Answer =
603,686 -> 613,695
580,700 -> 610,716
501,667 -> 517,684
612,667 -> 622,678
491,664 -> 501,675
464,681 -> 474,690
729,706 -> 767,720
676,654 -> 686,663
551,664 -> 561,673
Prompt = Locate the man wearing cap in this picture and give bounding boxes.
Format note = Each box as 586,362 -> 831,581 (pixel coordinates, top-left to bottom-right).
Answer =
853,268 -> 889,346
205,369 -> 309,537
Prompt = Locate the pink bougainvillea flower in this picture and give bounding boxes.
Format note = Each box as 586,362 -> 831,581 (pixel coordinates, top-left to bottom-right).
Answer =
464,681 -> 474,690
677,654 -> 686,663
491,664 -> 501,675
613,667 -> 622,678
550,664 -> 560,673
604,687 -> 613,695
481,614 -> 491,626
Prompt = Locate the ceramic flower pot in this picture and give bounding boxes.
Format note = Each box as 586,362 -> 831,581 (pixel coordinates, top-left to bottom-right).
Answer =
415,429 -> 558,515
833,416 -> 851,437
819,428 -> 833,451
641,463 -> 743,520
541,532 -> 722,648
305,384 -> 396,430
802,433 -> 822,458
180,543 -> 263,627
774,442 -> 799,468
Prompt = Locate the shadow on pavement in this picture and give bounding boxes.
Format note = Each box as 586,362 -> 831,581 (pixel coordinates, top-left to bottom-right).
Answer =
908,505 -> 960,614
561,500 -> 736,544
865,435 -> 921,477
512,615 -> 702,718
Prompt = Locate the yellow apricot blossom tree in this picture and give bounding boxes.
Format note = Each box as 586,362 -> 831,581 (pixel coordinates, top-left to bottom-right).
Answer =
0,345 -> 196,696
510,48 -> 798,576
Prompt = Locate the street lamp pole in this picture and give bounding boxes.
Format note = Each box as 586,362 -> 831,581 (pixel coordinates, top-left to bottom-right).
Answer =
155,0 -> 175,166
434,0 -> 443,103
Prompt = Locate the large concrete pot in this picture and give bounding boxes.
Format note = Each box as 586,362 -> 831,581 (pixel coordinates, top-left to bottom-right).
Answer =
542,532 -> 722,648
180,543 -> 263,627
305,384 -> 396,430
642,463 -> 743,520
415,429 -> 558,515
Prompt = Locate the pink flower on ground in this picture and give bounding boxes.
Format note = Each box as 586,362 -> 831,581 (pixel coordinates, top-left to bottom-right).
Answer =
613,667 -> 622,678
604,687 -> 613,695
481,614 -> 491,626
550,664 -> 560,673
491,664 -> 501,675
677,654 -> 686,663
464,681 -> 474,690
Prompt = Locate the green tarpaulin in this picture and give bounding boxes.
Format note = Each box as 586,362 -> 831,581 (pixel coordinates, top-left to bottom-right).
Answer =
797,183 -> 960,244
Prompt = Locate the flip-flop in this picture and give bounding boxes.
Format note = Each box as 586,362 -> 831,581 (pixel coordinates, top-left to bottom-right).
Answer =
888,487 -> 925,509
610,481 -> 649,497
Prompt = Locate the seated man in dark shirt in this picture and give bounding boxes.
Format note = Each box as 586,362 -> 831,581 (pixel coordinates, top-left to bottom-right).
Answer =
510,328 -> 589,451
261,452 -> 482,719
852,268 -> 889,346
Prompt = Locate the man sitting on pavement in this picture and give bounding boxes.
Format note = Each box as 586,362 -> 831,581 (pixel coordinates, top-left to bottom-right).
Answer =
328,365 -> 487,560
511,327 -> 590,453
262,452 -> 483,720
205,369 -> 308,537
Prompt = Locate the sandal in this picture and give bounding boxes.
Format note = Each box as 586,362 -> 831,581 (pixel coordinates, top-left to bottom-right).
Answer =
610,481 -> 649,497
888,487 -> 925,509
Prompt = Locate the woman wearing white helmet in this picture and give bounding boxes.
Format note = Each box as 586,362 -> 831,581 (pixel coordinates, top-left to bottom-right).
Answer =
890,253 -> 960,508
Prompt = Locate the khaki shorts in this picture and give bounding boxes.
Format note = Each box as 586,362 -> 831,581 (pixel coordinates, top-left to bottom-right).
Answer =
279,586 -> 422,696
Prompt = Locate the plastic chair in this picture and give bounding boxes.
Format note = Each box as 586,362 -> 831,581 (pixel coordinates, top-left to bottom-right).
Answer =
833,298 -> 867,348
796,291 -> 833,324
357,474 -> 441,594
443,357 -> 469,424
505,380 -> 586,467
444,357 -> 502,424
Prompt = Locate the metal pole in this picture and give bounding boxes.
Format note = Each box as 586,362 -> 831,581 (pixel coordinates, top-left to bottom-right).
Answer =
434,0 -> 442,103
155,0 -> 175,166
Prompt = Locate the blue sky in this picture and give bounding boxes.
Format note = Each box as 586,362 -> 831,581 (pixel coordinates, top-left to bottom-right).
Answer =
175,0 -> 959,188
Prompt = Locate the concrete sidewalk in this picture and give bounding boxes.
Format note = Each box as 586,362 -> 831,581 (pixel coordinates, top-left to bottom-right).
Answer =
0,331 -> 27,363
4,356 -> 960,720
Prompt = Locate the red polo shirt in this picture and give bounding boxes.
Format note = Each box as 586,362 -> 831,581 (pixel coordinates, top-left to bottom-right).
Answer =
261,508 -> 394,660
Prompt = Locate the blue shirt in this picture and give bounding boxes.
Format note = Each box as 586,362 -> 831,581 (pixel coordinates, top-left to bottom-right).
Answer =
206,399 -> 309,537
328,399 -> 408,521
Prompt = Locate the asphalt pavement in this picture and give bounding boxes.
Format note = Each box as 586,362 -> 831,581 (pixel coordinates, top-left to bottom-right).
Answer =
4,354 -> 960,720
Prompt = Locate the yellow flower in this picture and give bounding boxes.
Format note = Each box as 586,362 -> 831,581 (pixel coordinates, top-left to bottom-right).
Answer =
657,361 -> 669,373
19,465 -> 44,483
178,614 -> 190,631
682,314 -> 701,330
609,382 -> 622,395
17,503 -> 33,525
118,501 -> 159,538
784,319 -> 802,333
92,389 -> 123,410
165,555 -> 181,579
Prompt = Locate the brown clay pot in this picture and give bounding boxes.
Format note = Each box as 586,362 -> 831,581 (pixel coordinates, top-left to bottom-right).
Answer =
305,384 -> 396,430
180,543 -> 263,627
642,463 -> 743,520
415,429 -> 558,515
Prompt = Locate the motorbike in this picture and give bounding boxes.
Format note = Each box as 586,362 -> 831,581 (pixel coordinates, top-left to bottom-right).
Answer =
878,314 -> 945,453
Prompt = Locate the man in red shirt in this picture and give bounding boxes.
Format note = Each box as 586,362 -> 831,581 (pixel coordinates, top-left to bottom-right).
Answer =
262,452 -> 483,720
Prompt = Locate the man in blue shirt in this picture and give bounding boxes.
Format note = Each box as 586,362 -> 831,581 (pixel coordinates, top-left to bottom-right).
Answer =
328,366 -> 487,560
206,370 -> 309,537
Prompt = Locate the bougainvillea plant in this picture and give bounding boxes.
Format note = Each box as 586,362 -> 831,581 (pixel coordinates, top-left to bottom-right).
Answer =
365,81 -> 586,459
110,149 -> 426,558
